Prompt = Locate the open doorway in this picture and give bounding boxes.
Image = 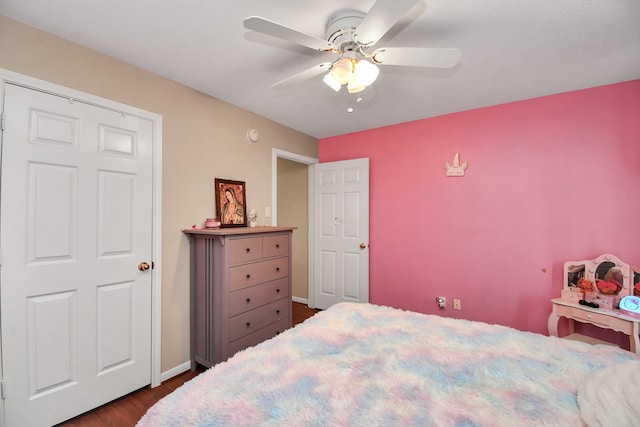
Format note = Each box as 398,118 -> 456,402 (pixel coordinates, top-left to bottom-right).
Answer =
272,149 -> 317,305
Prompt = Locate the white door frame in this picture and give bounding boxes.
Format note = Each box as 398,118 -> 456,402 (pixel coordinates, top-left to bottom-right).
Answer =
0,69 -> 163,396
271,149 -> 318,306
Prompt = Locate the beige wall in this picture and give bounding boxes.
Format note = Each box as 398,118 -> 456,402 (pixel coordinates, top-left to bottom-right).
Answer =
0,15 -> 318,372
277,158 -> 309,300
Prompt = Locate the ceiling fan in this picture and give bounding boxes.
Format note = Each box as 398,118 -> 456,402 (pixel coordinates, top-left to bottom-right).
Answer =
243,0 -> 461,94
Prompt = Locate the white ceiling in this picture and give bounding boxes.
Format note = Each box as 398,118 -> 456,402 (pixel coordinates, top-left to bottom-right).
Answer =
1,0 -> 639,139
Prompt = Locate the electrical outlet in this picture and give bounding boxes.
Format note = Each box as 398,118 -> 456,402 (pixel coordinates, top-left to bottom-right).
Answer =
453,298 -> 462,310
436,296 -> 446,309
265,207 -> 271,218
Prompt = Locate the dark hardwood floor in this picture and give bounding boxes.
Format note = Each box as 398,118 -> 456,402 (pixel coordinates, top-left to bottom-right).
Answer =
56,302 -> 320,427
291,300 -> 321,326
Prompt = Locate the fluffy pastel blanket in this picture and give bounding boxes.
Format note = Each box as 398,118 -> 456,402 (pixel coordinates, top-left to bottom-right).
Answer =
138,303 -> 638,426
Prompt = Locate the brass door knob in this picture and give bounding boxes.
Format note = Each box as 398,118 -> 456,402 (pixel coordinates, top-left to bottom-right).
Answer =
138,261 -> 150,271
360,243 -> 367,249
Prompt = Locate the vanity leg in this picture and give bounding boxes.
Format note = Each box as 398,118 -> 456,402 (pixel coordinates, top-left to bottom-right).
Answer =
566,318 -> 575,335
548,312 -> 560,337
630,322 -> 639,354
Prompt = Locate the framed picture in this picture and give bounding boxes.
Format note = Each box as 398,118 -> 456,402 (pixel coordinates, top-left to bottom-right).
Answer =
215,178 -> 247,227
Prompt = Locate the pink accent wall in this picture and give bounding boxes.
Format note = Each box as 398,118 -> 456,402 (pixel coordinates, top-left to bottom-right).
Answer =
319,80 -> 640,346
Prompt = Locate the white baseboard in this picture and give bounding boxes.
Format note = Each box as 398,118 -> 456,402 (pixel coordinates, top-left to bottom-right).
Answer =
292,296 -> 308,304
160,361 -> 192,383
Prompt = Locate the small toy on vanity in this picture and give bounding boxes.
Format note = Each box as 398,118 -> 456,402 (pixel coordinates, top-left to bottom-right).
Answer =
619,295 -> 640,318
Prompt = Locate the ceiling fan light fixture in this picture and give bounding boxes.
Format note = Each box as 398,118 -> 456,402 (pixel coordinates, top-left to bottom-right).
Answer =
346,81 -> 366,94
322,72 -> 341,92
353,59 -> 379,87
331,57 -> 354,85
245,5 -> 464,100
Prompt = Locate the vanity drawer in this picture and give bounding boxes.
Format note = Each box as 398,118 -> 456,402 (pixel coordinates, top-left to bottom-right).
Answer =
229,257 -> 289,292
227,237 -> 263,265
263,234 -> 289,258
228,278 -> 290,317
228,317 -> 290,356
228,298 -> 290,342
571,308 -> 611,327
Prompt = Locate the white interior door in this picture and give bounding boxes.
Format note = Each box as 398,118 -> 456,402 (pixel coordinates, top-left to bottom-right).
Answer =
0,83 -> 153,427
312,158 -> 369,310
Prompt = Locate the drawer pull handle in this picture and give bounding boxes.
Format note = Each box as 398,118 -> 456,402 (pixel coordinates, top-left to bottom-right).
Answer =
276,267 -> 280,272
246,248 -> 251,253
276,244 -> 280,248
276,309 -> 280,314
246,322 -> 251,328
246,298 -> 251,303
276,288 -> 280,293
246,274 -> 251,279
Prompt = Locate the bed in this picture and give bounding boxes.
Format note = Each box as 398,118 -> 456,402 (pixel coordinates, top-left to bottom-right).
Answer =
138,302 -> 640,426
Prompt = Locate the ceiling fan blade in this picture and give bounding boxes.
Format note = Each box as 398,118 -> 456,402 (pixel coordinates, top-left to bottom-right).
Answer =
271,62 -> 333,89
372,47 -> 462,68
355,0 -> 423,46
244,16 -> 335,52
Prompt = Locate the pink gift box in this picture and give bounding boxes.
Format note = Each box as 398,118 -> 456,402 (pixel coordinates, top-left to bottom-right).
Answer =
584,292 -> 615,310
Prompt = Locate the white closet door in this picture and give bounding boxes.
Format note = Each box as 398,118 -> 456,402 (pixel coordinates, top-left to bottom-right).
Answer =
1,83 -> 153,427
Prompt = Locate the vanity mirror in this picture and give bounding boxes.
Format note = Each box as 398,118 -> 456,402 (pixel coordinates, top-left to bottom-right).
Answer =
562,254 -> 631,309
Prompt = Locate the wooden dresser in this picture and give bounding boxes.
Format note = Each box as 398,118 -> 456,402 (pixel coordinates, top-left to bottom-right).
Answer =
183,227 -> 294,368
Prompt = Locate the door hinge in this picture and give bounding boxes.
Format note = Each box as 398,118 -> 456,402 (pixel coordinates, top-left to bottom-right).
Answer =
1,380 -> 6,399
1,112 -> 5,131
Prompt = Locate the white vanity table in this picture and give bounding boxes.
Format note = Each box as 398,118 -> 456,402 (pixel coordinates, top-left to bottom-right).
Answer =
548,298 -> 640,353
548,254 -> 640,354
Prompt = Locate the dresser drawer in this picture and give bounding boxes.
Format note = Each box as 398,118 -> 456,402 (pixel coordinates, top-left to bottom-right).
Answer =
571,308 -> 611,327
229,257 -> 289,292
227,237 -> 263,265
228,298 -> 290,342
263,234 -> 289,258
228,277 -> 290,317
228,317 -> 290,356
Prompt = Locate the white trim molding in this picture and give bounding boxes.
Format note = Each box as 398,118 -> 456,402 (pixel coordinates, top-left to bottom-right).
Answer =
271,148 -> 318,308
